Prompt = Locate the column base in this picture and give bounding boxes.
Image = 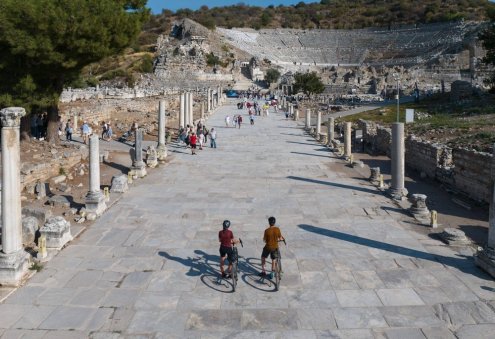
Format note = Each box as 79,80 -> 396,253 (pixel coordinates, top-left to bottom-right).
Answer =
40,216 -> 73,250
157,145 -> 168,162
131,164 -> 147,178
475,246 -> 495,278
0,250 -> 30,286
85,191 -> 107,216
387,187 -> 408,200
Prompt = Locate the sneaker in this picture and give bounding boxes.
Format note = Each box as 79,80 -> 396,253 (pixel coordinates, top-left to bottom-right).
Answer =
258,271 -> 267,277
221,272 -> 227,278
225,274 -> 231,279
269,272 -> 274,279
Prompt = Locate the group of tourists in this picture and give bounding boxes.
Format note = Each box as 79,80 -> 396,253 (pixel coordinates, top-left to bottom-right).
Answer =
178,122 -> 217,155
30,113 -> 49,139
224,114 -> 243,128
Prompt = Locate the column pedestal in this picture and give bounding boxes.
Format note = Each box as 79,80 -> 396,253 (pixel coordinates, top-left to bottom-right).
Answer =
0,250 -> 30,286
131,129 -> 147,178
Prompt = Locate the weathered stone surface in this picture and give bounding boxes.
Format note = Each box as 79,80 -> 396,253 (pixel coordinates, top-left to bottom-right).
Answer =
35,182 -> 48,198
110,175 -> 129,193
145,146 -> 158,168
50,175 -> 66,185
439,228 -> 471,246
22,206 -> 52,226
39,216 -> 72,249
21,216 -> 39,245
47,195 -> 71,208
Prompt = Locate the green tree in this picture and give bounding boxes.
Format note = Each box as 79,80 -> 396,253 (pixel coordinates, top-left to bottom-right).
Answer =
0,0 -> 148,142
293,72 -> 325,97
480,7 -> 495,91
265,68 -> 281,84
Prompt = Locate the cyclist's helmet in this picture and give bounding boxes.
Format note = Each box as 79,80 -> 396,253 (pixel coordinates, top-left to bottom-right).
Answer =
223,220 -> 231,230
268,216 -> 276,226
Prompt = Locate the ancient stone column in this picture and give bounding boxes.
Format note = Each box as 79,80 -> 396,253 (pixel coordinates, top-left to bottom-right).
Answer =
179,93 -> 185,128
305,109 -> 311,129
201,102 -> 205,120
327,117 -> 335,145
388,122 -> 408,200
184,92 -> 190,127
344,122 -> 352,159
316,111 -> 322,137
475,143 -> 495,278
131,128 -> 147,178
207,88 -> 212,112
0,108 -> 29,285
217,86 -> 221,105
294,109 -> 299,121
85,134 -> 107,217
157,100 -> 167,161
189,92 -> 194,124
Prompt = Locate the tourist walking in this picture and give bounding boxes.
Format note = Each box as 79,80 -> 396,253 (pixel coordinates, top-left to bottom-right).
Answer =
189,132 -> 197,155
225,115 -> 230,127
198,131 -> 204,150
101,121 -> 108,140
210,128 -> 217,148
249,113 -> 255,125
237,114 -> 242,128
65,119 -> 73,141
105,123 -> 113,141
81,121 -> 90,144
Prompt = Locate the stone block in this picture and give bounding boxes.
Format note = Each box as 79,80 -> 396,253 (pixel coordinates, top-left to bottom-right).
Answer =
22,206 -> 53,226
39,216 -> 73,249
0,250 -> 30,286
35,182 -> 49,198
110,175 -> 129,193
439,228 -> 471,246
47,195 -> 71,208
22,216 -> 39,245
50,175 -> 66,185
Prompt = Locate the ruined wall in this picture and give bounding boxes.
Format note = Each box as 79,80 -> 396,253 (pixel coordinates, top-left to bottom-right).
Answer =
405,136 -> 452,179
21,147 -> 88,192
452,148 -> 493,203
360,120 -> 494,204
359,120 -> 391,156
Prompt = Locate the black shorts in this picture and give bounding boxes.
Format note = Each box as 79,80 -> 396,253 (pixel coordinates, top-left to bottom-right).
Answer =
191,144 -> 196,149
220,246 -> 233,262
261,246 -> 279,260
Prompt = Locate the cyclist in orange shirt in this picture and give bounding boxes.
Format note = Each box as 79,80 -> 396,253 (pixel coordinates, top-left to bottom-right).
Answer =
259,216 -> 285,277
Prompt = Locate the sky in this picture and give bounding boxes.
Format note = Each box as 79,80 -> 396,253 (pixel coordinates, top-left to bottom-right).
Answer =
147,0 -> 319,13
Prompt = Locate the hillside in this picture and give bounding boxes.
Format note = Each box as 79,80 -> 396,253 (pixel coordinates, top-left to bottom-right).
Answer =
78,0 -> 494,86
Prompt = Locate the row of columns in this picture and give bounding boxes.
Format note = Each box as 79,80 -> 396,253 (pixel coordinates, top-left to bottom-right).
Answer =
0,98 -> 172,285
179,87 -> 224,128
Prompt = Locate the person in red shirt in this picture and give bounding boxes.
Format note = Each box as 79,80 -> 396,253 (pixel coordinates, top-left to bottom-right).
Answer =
189,132 -> 197,155
219,220 -> 239,278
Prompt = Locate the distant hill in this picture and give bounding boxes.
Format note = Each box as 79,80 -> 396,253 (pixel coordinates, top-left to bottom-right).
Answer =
78,0 -> 494,87
154,0 -> 494,32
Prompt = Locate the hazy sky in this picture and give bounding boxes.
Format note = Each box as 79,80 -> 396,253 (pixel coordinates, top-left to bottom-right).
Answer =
148,0 -> 319,13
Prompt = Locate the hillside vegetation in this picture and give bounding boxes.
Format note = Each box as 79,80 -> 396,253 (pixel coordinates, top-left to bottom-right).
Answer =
167,0 -> 493,30
81,0 -> 494,85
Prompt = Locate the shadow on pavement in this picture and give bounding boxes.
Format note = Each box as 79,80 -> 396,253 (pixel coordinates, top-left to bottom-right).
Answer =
298,223 -> 492,280
104,161 -> 129,174
287,176 -> 380,195
290,151 -> 330,158
286,141 -> 320,146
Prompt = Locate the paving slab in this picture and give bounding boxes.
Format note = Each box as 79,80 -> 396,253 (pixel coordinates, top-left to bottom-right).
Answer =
0,102 -> 493,336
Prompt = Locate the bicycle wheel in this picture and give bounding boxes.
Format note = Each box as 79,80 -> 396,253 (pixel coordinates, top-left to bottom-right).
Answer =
232,262 -> 237,292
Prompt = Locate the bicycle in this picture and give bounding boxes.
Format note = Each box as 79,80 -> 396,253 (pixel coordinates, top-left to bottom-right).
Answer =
231,238 -> 243,292
274,239 -> 286,291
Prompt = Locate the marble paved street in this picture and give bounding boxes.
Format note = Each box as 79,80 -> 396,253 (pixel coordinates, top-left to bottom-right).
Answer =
1,103 -> 495,338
